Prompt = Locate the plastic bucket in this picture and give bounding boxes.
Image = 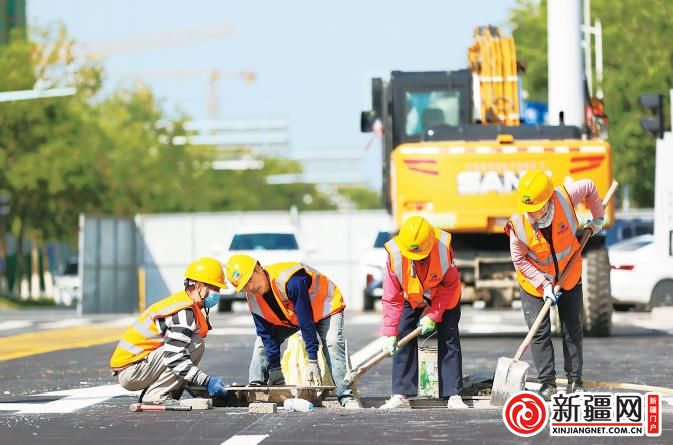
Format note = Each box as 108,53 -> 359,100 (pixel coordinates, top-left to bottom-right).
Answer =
418,345 -> 439,398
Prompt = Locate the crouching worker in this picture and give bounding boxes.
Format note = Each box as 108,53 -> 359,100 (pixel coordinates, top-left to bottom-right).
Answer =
110,257 -> 229,403
379,216 -> 467,410
225,254 -> 361,409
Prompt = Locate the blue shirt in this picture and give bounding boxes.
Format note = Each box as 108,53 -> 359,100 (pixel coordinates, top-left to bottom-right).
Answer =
252,269 -> 319,368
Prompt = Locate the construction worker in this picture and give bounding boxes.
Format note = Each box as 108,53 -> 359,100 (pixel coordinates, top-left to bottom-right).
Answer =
379,215 -> 467,410
505,170 -> 605,401
225,254 -> 361,410
110,257 -> 229,403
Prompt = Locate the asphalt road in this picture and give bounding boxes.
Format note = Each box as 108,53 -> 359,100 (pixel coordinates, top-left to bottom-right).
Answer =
0,306 -> 671,444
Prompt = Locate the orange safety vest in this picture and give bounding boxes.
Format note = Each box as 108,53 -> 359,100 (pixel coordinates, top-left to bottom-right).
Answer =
245,262 -> 346,328
508,186 -> 582,297
384,228 -> 460,310
109,291 -> 209,370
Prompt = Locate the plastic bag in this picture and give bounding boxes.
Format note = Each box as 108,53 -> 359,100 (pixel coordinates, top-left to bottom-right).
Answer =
281,331 -> 334,386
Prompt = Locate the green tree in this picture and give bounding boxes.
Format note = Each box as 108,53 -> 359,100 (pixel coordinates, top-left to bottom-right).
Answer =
510,0 -> 673,206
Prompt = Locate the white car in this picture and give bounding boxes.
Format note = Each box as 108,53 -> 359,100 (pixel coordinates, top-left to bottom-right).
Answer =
362,230 -> 393,310
219,226 -> 306,311
53,257 -> 79,306
608,235 -> 673,309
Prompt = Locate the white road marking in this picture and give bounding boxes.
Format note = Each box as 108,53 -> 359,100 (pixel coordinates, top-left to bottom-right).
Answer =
37,318 -> 91,330
7,385 -> 138,414
220,435 -> 269,445
0,320 -> 32,331
103,316 -> 138,327
350,337 -> 387,369
209,327 -> 257,336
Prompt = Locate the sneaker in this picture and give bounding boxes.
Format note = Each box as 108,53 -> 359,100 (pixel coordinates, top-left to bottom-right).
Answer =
538,383 -> 557,401
379,394 -> 411,410
446,395 -> 468,409
342,398 -> 362,410
566,380 -> 584,394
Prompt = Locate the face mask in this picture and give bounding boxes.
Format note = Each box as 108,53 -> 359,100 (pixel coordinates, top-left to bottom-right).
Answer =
203,290 -> 221,309
534,201 -> 555,229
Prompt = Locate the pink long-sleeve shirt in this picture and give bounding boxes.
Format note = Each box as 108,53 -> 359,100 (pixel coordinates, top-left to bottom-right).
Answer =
378,245 -> 460,336
507,179 -> 606,290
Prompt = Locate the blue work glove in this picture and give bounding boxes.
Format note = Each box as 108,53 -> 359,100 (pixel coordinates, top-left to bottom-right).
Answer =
585,218 -> 604,236
382,336 -> 399,356
205,376 -> 228,397
419,316 -> 437,336
543,282 -> 562,306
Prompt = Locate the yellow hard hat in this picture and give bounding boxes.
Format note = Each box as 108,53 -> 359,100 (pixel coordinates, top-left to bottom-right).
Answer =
225,254 -> 258,292
517,170 -> 554,212
396,216 -> 436,260
184,257 -> 227,289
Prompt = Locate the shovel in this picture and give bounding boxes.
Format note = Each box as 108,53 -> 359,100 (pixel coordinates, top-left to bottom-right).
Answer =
490,180 -> 618,407
344,326 -> 422,386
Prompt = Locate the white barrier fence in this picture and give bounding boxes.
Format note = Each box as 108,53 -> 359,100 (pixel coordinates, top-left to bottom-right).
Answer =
79,210 -> 391,314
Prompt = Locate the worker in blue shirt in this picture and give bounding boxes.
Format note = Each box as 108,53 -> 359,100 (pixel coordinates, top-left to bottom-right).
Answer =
225,254 -> 360,409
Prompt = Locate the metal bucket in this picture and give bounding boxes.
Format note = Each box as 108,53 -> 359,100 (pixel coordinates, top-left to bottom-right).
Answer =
418,345 -> 439,398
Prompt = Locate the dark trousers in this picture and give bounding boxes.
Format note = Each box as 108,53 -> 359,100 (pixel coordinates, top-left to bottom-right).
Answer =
520,282 -> 583,384
392,302 -> 463,397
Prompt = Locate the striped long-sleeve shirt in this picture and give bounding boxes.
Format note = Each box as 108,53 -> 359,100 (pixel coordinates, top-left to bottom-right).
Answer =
155,308 -> 209,386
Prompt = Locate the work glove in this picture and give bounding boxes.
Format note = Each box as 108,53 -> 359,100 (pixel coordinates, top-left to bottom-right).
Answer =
543,282 -> 562,306
382,336 -> 399,356
305,359 -> 322,386
267,367 -> 285,386
585,218 -> 604,236
205,376 -> 228,397
419,316 -> 436,336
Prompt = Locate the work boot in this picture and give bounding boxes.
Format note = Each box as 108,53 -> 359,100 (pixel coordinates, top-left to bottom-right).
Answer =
566,380 -> 584,394
538,383 -> 557,402
446,395 -> 468,409
379,394 -> 411,410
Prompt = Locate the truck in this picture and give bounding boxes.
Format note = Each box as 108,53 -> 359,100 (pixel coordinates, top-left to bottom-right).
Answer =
360,25 -> 614,336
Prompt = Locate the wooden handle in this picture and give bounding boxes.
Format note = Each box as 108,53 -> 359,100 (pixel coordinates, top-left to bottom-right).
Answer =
350,327 -> 422,384
514,180 -> 618,361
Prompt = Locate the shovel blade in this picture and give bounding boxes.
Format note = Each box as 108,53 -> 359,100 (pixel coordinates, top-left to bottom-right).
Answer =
490,356 -> 530,407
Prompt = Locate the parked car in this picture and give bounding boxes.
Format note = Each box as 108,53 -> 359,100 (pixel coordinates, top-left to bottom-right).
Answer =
53,257 -> 79,306
608,235 -> 673,310
219,226 -> 306,311
362,230 -> 393,311
605,209 -> 654,247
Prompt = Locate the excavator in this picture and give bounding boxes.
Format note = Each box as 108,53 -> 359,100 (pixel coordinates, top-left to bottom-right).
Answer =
360,25 -> 613,336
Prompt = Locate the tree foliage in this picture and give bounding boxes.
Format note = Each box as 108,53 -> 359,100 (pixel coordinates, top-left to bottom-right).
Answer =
510,0 -> 673,206
0,24 -> 340,292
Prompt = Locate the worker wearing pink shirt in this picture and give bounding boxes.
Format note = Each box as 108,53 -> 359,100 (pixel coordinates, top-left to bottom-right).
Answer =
378,216 -> 467,410
506,170 -> 605,401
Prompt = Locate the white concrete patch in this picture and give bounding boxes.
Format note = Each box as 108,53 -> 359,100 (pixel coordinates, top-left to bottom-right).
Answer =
102,316 -> 138,327
0,320 -> 32,331
37,318 -> 91,330
209,327 -> 257,336
13,385 -> 138,414
220,435 -> 269,445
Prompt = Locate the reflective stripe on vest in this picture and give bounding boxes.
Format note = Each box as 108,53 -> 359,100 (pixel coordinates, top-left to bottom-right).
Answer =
508,186 -> 582,297
385,229 -> 454,309
247,262 -> 345,327
110,291 -> 208,370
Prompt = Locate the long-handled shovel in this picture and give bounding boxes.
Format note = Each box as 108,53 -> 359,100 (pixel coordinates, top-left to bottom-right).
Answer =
490,180 -> 618,407
344,326 -> 422,386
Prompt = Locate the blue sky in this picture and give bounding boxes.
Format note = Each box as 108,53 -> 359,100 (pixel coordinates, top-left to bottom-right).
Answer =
28,0 -> 517,188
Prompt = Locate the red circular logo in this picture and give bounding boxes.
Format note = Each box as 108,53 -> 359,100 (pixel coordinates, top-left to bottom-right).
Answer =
502,391 -> 548,437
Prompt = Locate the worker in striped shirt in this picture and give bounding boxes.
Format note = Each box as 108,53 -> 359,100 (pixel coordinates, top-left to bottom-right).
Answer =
110,257 -> 229,403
